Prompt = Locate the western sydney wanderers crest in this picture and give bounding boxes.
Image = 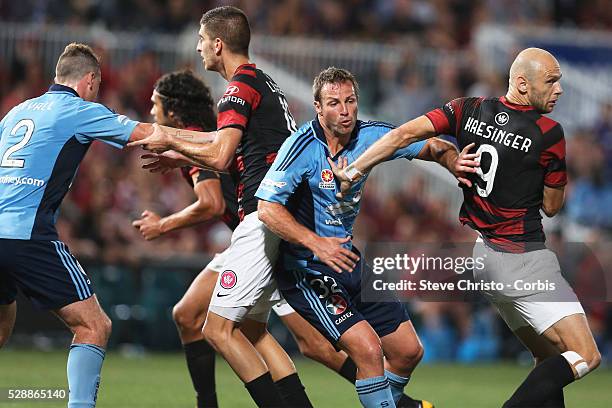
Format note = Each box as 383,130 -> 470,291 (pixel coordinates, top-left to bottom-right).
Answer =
319,169 -> 335,189
220,270 -> 237,289
325,294 -> 348,315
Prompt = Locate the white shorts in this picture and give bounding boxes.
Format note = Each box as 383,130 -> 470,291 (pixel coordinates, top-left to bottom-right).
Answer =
205,248 -> 229,273
272,298 -> 296,317
473,238 -> 584,335
209,212 -> 281,322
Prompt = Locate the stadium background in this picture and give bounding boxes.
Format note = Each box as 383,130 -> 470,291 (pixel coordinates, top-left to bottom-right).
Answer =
0,0 -> 611,406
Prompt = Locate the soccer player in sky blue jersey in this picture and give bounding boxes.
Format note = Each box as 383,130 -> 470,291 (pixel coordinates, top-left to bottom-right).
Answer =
0,43 -> 156,408
257,68 -> 470,408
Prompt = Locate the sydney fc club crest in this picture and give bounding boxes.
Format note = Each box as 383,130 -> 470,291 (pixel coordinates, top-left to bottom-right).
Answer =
220,270 -> 237,289
319,169 -> 335,190
326,294 -> 348,315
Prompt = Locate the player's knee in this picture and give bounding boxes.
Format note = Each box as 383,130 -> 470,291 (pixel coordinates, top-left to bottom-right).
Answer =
561,350 -> 600,379
98,313 -> 112,342
587,349 -> 601,372
172,302 -> 195,331
391,341 -> 424,370
352,341 -> 384,367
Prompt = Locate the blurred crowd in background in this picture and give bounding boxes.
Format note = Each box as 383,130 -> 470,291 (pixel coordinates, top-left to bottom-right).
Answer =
1,0 -> 611,361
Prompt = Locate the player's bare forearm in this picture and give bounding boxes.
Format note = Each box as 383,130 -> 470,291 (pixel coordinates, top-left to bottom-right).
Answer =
160,180 -> 225,233
169,127 -> 242,171
129,123 -> 154,142
159,125 -> 216,143
258,200 -> 320,249
417,137 -> 458,170
542,185 -> 565,217
346,115 -> 437,176
158,202 -> 221,234
258,200 -> 359,273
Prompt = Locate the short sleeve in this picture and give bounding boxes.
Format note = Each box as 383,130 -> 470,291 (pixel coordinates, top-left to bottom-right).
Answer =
217,77 -> 261,132
255,130 -> 314,205
539,123 -> 567,188
425,97 -> 478,136
196,169 -> 220,184
74,102 -> 138,148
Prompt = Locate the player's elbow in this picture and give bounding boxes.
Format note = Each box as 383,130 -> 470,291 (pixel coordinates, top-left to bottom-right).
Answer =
257,200 -> 274,226
542,202 -> 562,217
195,197 -> 225,219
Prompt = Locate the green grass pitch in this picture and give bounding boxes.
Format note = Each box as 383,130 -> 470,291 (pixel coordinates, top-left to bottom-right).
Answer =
0,350 -> 609,407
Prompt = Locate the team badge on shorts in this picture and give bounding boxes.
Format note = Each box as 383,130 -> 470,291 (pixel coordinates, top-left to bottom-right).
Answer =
325,294 -> 348,315
319,169 -> 335,189
220,270 -> 237,289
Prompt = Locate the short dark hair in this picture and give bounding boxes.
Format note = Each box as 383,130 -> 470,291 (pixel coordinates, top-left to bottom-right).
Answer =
55,42 -> 100,82
200,6 -> 250,56
154,70 -> 216,131
313,67 -> 359,102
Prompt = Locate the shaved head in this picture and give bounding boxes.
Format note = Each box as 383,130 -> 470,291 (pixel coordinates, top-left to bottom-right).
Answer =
509,48 -> 558,82
506,47 -> 563,113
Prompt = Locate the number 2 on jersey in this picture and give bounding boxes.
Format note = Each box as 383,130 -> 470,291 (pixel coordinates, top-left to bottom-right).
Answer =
474,144 -> 499,197
1,119 -> 35,168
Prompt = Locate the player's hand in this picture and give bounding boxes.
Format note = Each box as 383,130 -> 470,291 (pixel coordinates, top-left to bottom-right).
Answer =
452,143 -> 480,187
128,123 -> 173,153
132,210 -> 163,240
310,235 -> 360,273
327,156 -> 355,200
141,151 -> 186,174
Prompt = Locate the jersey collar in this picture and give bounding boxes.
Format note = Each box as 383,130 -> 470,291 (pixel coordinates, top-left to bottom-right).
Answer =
48,84 -> 79,97
311,117 -> 361,159
499,96 -> 535,111
233,63 -> 256,75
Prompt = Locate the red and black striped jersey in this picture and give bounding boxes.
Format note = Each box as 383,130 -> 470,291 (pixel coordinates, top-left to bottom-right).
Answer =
426,96 -> 567,252
217,63 -> 296,221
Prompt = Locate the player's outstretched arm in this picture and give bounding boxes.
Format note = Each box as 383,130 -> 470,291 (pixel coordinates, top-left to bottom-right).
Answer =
417,140 -> 480,187
542,185 -> 565,217
342,115 -> 437,179
128,124 -> 242,171
132,177 -> 225,240
258,200 -> 359,273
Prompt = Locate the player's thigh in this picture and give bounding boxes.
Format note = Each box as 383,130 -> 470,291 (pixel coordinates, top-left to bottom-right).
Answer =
280,310 -> 327,345
174,268 -> 219,323
209,213 -> 280,320
239,318 -> 268,344
280,268 -> 365,346
54,294 -> 110,333
541,313 -> 599,364
513,325 -> 560,363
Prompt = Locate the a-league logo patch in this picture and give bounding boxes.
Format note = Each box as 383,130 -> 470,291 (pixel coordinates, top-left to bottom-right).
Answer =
220,270 -> 237,289
325,294 -> 348,315
319,169 -> 335,190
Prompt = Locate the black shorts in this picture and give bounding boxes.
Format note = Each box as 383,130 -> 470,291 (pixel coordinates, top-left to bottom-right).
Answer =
0,239 -> 94,309
277,249 -> 409,344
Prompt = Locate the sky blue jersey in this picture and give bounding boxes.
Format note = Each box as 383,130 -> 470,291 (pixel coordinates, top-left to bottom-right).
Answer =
0,84 -> 138,240
256,118 -> 425,269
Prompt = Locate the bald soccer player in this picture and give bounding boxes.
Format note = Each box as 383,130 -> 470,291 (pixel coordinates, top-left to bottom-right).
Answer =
330,48 -> 600,408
